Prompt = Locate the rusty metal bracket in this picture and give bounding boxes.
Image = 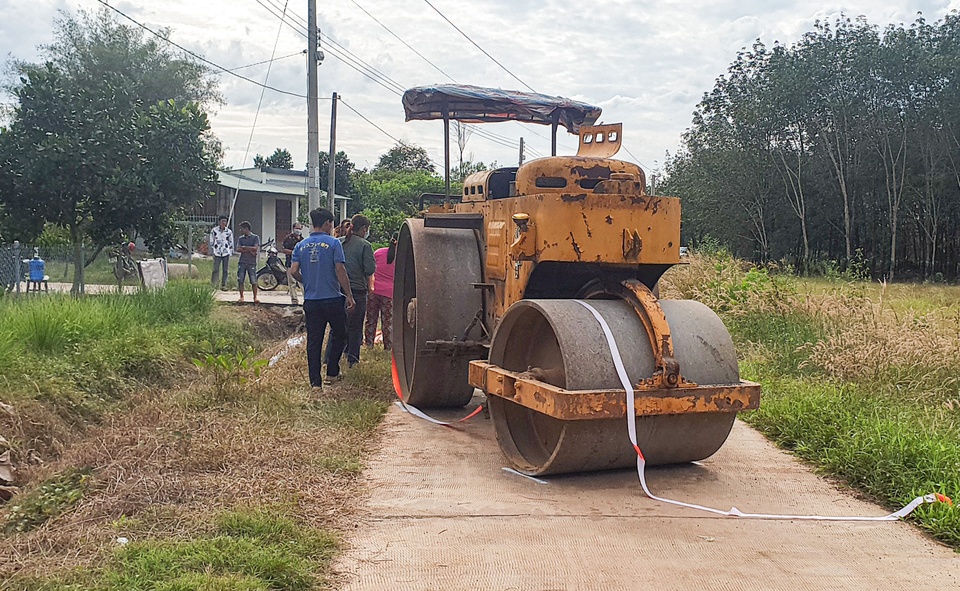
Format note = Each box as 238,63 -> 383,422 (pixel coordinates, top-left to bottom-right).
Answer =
613,279 -> 694,390
469,361 -> 758,420
621,229 -> 642,259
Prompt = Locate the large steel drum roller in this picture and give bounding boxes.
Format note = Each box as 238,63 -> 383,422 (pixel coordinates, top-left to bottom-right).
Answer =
393,219 -> 485,407
484,297 -> 748,476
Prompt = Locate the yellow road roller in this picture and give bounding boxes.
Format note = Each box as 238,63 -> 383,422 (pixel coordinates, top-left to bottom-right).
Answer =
394,84 -> 760,476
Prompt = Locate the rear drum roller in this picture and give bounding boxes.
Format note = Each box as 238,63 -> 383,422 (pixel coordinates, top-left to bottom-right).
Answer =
488,299 -> 740,476
393,219 -> 485,407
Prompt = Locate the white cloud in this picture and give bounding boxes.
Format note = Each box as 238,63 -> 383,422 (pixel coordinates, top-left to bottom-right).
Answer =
2,0 -> 958,173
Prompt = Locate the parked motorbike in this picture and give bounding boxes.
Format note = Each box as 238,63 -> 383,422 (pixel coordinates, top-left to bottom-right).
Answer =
255,240 -> 288,290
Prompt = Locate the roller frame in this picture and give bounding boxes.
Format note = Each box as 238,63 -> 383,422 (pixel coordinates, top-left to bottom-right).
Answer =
469,360 -> 760,420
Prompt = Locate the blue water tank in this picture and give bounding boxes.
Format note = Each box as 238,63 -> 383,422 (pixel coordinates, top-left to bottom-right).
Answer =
29,257 -> 45,281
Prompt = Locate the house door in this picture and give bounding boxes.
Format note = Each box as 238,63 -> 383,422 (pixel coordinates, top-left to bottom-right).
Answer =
275,199 -> 292,243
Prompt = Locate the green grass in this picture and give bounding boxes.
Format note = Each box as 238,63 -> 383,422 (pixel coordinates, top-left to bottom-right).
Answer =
3,469 -> 93,534
313,454 -> 364,475
0,282 -> 252,480
676,257 -> 960,546
743,373 -> 960,546
34,251 -> 216,287
16,509 -> 338,591
315,398 -> 389,433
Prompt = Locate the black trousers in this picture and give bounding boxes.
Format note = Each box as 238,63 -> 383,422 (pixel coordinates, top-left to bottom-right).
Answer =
325,292 -> 366,367
304,297 -> 348,387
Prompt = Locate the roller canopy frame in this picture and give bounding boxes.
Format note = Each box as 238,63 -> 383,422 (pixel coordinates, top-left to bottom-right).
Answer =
402,84 -> 601,133
403,84 -> 603,198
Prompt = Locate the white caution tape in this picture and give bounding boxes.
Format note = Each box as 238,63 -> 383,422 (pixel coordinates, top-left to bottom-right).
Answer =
393,400 -> 484,426
502,467 -> 549,485
573,299 -> 950,521
268,335 -> 305,367
391,355 -> 484,427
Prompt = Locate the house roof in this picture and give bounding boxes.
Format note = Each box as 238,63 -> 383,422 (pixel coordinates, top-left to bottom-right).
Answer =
217,168 -> 349,200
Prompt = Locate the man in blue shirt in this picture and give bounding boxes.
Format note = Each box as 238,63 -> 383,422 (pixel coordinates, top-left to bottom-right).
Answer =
290,208 -> 356,389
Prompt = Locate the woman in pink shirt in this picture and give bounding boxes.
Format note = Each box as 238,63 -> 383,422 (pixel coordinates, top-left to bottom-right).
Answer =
364,234 -> 397,350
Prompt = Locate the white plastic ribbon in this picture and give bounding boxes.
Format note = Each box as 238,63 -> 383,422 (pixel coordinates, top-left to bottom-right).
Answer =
573,299 -> 946,521
393,400 -> 484,427
269,335 -> 305,367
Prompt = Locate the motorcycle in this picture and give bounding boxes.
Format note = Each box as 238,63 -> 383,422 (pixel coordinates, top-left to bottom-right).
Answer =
255,240 -> 289,291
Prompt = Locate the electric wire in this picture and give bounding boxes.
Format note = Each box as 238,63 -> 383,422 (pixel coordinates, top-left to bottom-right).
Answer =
225,51 -> 303,72
254,0 -> 530,157
254,0 -> 406,95
228,0 -> 292,225
421,0 -> 536,93
96,0 -> 308,99
344,0 -> 558,156
339,98 -> 443,171
347,0 -> 455,81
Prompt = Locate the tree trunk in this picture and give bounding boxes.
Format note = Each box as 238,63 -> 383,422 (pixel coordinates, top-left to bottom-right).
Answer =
71,239 -> 84,296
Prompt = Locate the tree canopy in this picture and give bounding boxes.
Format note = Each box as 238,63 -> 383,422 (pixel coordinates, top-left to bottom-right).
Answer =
663,14 -> 960,281
253,148 -> 294,169
374,141 -> 435,173
0,8 -> 222,291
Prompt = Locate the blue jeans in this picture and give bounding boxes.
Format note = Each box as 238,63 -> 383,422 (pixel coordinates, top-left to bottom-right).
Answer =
326,292 -> 366,367
304,297 -> 348,387
211,255 -> 230,288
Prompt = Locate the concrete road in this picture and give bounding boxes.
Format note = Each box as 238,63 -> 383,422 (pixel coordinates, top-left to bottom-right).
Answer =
334,401 -> 959,590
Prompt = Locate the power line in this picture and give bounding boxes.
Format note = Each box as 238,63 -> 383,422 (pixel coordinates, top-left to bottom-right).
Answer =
344,0 -> 561,154
339,98 -> 401,145
253,0 -> 528,155
259,0 -> 405,93
347,0 -> 455,81
224,51 -> 303,72
254,0 -> 406,95
229,0 -> 290,224
96,0 -> 308,100
421,0 -> 536,93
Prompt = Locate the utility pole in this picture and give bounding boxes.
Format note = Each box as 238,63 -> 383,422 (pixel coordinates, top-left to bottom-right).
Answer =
307,0 -> 320,211
327,92 -> 338,214
518,136 -> 525,166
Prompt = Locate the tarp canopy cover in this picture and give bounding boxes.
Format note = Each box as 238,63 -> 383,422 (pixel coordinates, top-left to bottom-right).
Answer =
402,84 -> 602,134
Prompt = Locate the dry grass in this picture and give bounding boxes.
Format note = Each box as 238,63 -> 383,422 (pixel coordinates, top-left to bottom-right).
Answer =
661,253 -> 960,395
0,310 -> 394,588
663,250 -> 960,546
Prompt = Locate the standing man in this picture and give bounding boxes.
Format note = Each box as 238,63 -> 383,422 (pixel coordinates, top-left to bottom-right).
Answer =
280,222 -> 304,305
236,221 -> 260,304
209,215 -> 233,290
327,214 -> 375,368
290,208 -> 356,389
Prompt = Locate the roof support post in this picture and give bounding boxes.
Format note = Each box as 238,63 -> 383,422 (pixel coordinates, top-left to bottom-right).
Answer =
444,108 -> 451,203
551,112 -> 559,156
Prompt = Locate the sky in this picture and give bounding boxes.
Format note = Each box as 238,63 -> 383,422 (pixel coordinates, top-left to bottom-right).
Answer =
2,0 -> 960,176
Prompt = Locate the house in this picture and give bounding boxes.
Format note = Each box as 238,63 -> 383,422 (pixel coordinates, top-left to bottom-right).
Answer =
192,167 -> 351,244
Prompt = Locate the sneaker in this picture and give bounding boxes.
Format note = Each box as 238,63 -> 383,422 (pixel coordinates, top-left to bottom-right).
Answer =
322,374 -> 343,386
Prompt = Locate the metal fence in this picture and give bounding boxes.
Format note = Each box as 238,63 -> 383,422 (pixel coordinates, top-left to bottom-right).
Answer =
1,243 -> 87,294
0,241 -> 22,293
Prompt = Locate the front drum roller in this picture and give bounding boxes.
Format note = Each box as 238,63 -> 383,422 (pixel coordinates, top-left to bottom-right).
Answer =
487,299 -> 741,476
393,219 -> 485,408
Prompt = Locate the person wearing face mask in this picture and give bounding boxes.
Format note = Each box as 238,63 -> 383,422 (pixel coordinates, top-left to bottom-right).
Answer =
281,222 -> 304,305
325,213 -> 376,370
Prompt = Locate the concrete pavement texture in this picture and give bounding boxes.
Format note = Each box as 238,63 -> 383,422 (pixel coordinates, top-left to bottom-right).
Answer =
334,402 -> 959,590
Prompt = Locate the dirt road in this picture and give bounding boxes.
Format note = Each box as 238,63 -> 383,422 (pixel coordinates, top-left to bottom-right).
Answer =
334,399 -> 959,590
